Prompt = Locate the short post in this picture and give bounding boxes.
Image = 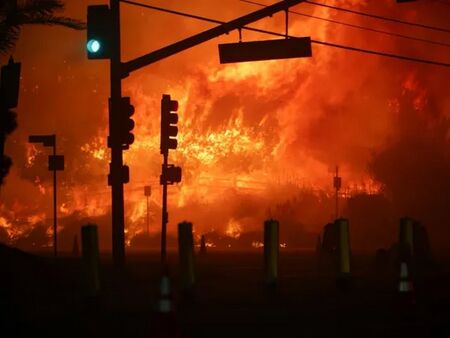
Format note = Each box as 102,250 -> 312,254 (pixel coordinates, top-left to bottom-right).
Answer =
399,217 -> 414,260
178,221 -> 195,293
336,218 -> 351,287
81,224 -> 100,296
264,219 -> 279,287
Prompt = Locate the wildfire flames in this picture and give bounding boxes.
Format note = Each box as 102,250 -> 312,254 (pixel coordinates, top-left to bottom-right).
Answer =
0,0 -> 449,251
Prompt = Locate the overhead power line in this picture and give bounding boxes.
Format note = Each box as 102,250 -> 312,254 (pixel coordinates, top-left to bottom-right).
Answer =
304,0 -> 450,34
120,0 -> 450,68
241,0 -> 450,48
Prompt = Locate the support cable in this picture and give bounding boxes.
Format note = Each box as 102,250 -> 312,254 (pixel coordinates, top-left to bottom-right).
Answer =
120,0 -> 450,68
241,0 -> 450,48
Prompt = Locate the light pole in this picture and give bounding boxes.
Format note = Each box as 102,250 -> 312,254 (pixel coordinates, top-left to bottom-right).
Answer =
333,166 -> 341,220
29,134 -> 64,257
144,185 -> 151,235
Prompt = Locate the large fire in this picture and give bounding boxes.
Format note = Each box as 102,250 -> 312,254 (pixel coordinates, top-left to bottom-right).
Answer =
0,0 -> 448,251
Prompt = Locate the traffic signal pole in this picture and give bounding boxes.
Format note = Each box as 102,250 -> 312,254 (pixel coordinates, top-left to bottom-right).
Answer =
109,0 -> 126,267
123,0 -> 306,74
159,95 -> 182,263
161,153 -> 168,263
146,193 -> 149,235
333,166 -> 341,220
52,139 -> 57,257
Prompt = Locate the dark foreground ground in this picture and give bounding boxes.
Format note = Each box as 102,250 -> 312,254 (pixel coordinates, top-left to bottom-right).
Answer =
1,245 -> 450,338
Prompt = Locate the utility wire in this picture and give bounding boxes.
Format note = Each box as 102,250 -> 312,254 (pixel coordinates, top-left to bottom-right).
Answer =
241,0 -> 450,48
120,0 -> 450,68
304,0 -> 450,34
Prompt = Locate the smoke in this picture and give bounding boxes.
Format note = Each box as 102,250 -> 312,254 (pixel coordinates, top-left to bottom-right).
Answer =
368,78 -> 450,250
0,0 -> 449,251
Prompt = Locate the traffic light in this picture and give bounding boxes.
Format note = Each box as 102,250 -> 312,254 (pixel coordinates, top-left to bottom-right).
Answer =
160,94 -> 179,154
1,57 -> 21,109
87,5 -> 111,59
116,97 -> 135,149
160,164 -> 182,185
119,96 -> 134,149
108,164 -> 129,185
0,57 -> 21,135
0,57 -> 21,185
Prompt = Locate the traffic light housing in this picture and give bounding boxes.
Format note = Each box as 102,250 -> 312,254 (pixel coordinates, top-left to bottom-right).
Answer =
160,164 -> 182,185
160,94 -> 179,154
87,5 -> 112,59
117,97 -> 135,149
0,57 -> 21,136
108,164 -> 129,185
0,57 -> 21,109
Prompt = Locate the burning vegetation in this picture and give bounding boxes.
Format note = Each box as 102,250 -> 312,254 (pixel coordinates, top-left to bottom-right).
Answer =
0,0 -> 449,252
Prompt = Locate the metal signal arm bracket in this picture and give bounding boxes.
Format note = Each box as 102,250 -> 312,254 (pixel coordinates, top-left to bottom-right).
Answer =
121,0 -> 306,76
285,9 -> 289,38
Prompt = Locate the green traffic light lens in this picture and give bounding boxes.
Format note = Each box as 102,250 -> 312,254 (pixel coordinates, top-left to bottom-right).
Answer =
87,39 -> 101,53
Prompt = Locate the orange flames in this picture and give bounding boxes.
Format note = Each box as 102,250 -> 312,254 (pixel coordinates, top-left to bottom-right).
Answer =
0,0 -> 444,250
225,219 -> 242,239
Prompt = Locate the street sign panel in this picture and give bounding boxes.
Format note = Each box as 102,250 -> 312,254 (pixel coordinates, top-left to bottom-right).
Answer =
29,135 -> 55,147
144,185 -> 151,196
48,155 -> 64,171
218,37 -> 312,64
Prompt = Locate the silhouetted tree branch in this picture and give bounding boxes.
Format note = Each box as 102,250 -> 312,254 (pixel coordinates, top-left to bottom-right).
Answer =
0,0 -> 85,54
0,1 -> 85,185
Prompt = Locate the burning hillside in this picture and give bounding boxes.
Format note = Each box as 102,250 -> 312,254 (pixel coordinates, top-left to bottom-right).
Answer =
0,0 -> 449,251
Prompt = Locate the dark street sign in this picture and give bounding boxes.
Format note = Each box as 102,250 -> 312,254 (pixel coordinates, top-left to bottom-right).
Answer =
144,185 -> 151,196
218,37 -> 312,64
48,155 -> 64,171
29,135 -> 56,147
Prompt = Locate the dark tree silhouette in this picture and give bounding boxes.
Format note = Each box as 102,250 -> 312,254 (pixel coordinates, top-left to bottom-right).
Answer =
0,0 -> 85,54
0,1 -> 84,185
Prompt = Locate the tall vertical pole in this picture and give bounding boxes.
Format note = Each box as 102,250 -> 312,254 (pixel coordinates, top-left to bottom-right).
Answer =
144,185 -> 151,235
146,195 -> 149,235
53,136 -> 57,257
161,153 -> 168,263
335,166 -> 338,219
110,0 -> 125,267
0,133 -> 5,185
333,166 -> 341,220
